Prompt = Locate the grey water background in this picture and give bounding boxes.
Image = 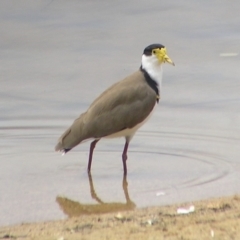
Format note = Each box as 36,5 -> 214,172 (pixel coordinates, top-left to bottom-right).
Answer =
0,0 -> 240,226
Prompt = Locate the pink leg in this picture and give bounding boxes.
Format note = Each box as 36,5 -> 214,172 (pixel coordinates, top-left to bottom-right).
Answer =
87,139 -> 99,172
122,141 -> 129,175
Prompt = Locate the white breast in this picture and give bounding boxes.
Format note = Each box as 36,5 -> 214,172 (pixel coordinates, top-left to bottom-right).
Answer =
141,54 -> 163,93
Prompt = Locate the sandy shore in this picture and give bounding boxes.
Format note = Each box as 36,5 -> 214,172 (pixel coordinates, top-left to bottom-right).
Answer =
1,195 -> 240,240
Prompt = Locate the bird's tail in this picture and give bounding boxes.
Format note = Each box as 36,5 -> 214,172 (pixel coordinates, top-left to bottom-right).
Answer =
55,127 -> 73,153
55,142 -> 71,155
55,141 -> 64,152
55,114 -> 87,154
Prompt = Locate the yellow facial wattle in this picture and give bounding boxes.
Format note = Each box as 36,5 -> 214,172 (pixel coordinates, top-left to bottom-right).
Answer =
152,47 -> 175,66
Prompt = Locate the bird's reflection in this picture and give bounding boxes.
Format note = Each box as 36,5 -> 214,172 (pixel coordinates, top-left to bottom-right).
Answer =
56,174 -> 135,217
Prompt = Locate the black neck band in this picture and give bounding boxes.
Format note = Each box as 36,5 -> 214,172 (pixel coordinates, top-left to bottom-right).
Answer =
140,66 -> 159,103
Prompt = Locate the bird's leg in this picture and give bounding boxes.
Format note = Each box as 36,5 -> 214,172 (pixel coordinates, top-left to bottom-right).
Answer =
122,140 -> 129,175
122,174 -> 130,203
88,172 -> 104,204
87,139 -> 99,173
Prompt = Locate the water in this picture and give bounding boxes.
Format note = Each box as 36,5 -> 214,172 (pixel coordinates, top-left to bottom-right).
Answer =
0,0 -> 240,226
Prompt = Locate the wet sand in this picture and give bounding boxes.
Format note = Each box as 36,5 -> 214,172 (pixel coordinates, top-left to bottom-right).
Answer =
1,0 -> 240,227
1,195 -> 240,239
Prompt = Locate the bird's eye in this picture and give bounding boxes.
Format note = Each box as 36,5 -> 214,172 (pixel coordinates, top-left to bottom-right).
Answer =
152,50 -> 156,54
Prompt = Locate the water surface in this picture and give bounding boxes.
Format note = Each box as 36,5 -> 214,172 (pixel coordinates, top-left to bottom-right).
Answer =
1,0 -> 240,226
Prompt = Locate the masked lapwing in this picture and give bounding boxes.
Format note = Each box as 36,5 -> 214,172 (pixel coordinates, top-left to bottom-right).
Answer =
55,43 -> 174,175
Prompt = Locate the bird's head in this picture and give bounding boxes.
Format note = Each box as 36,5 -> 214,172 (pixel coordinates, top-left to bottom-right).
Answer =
142,43 -> 175,66
140,43 -> 174,84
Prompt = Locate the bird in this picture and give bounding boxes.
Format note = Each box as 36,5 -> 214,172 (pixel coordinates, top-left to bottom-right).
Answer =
55,43 -> 174,175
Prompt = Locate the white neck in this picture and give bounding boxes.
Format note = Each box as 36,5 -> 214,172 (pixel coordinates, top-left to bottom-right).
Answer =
141,54 -> 163,91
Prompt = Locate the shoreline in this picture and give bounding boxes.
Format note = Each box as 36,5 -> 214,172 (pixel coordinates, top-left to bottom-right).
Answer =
1,195 -> 240,240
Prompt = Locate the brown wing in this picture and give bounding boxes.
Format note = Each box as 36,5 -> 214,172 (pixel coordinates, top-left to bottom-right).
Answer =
82,70 -> 156,137
55,70 -> 156,151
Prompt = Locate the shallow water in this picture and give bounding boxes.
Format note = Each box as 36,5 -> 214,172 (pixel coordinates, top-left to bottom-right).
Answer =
1,0 -> 240,226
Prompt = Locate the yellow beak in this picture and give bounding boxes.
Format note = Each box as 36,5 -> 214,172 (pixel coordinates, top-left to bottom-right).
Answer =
164,55 -> 175,66
155,48 -> 175,66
